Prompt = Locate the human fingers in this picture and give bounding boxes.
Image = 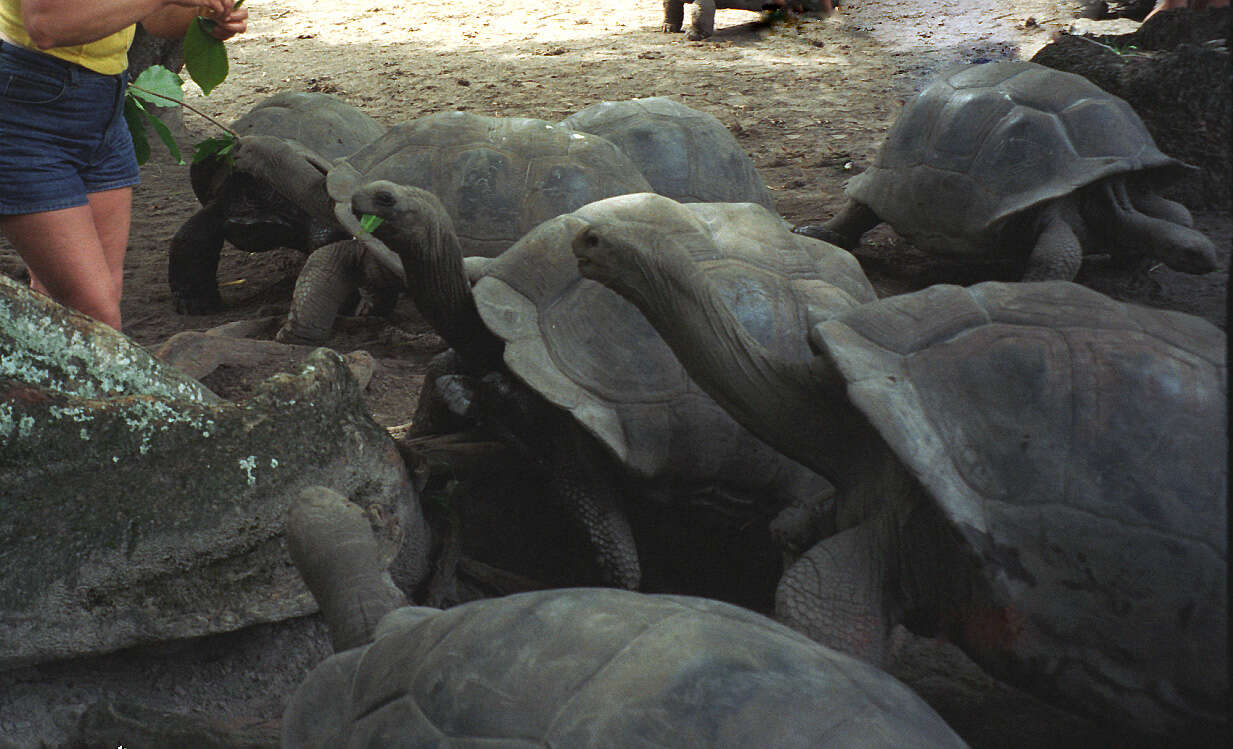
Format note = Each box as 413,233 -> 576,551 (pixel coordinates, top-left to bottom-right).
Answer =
208,8 -> 248,40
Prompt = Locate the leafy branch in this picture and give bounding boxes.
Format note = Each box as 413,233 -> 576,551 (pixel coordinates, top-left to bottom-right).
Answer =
125,4 -> 244,165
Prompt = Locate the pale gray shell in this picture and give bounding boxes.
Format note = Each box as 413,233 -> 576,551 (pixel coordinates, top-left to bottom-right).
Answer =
562,96 -> 776,210
475,192 -> 875,479
283,588 -> 966,748
326,111 -> 653,257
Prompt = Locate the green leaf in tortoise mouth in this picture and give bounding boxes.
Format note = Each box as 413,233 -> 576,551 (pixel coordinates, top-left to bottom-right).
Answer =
359,214 -> 385,234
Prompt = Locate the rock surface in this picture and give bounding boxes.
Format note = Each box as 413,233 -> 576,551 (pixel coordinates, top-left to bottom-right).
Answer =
0,275 -> 428,669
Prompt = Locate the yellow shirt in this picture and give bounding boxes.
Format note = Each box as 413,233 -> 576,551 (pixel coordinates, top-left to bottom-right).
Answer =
0,0 -> 134,75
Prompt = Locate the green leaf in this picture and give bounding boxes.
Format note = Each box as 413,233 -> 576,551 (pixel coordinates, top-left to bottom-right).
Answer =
192,134 -> 237,165
359,214 -> 385,233
129,65 -> 183,107
123,95 -> 151,166
142,108 -> 184,165
184,18 -> 228,95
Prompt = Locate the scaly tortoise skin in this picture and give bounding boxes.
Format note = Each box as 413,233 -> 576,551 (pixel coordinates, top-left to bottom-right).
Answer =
796,61 -> 1217,280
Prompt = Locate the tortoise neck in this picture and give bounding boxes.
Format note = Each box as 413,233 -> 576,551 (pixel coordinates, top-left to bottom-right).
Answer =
397,221 -> 504,371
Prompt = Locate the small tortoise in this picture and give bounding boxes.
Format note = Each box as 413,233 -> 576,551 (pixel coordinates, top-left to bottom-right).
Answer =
574,215 -> 1228,740
232,111 -> 652,343
796,61 -> 1218,280
168,92 -> 385,314
349,184 -> 874,596
281,486 -> 967,748
561,96 -> 777,210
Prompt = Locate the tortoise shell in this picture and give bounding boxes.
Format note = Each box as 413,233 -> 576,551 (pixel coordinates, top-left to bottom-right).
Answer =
475,192 -> 874,479
812,280 -> 1227,732
562,96 -> 776,210
847,61 -> 1189,257
190,91 -> 384,204
283,588 -> 966,747
326,111 -> 652,257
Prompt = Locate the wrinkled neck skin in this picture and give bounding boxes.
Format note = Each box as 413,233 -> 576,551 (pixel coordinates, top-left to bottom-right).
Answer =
286,488 -> 409,653
621,257 -> 891,514
383,218 -> 504,372
1089,175 -> 1218,274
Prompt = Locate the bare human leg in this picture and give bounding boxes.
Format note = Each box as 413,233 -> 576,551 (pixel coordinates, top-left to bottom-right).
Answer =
1,186 -> 132,331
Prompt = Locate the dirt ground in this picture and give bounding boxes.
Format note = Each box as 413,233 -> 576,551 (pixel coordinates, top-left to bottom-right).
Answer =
6,0 -> 1228,419
1,0 -> 1228,746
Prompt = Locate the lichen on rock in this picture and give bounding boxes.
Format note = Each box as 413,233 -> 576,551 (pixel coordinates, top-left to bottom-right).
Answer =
0,276 -> 430,669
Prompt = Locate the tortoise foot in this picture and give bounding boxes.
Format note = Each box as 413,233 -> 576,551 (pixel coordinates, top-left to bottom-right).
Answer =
793,223 -> 850,248
172,288 -> 223,316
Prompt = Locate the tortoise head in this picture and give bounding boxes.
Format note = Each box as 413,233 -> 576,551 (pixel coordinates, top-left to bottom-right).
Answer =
1092,178 -> 1218,275
231,135 -> 337,224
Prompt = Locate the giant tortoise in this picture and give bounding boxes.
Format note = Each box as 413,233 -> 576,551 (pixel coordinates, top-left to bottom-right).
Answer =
795,61 -> 1218,280
232,111 -> 652,343
168,92 -> 385,314
281,485 -> 967,748
561,96 -> 776,210
348,184 -> 873,599
572,218 -> 1228,740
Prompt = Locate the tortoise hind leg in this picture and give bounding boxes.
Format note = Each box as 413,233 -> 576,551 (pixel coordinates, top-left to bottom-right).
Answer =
794,199 -> 880,250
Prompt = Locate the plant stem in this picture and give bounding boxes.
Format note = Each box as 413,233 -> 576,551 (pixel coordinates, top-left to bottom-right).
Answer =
129,84 -> 240,138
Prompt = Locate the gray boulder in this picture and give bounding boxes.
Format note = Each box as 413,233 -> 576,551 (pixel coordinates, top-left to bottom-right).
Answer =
0,274 -> 430,669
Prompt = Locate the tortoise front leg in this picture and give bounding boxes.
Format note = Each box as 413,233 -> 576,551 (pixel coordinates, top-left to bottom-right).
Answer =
794,198 -> 880,250
1023,201 -> 1084,281
168,200 -> 227,315
548,424 -> 643,591
687,0 -> 717,40
662,0 -> 685,31
776,523 -> 892,664
277,239 -> 404,344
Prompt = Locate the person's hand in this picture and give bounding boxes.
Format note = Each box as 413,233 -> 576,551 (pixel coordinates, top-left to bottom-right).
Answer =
206,5 -> 248,40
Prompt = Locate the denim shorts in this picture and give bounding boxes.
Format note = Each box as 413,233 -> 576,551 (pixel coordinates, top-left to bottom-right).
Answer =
0,39 -> 140,216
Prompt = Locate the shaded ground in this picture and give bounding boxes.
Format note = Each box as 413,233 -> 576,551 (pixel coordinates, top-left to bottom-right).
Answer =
0,1 -> 1227,747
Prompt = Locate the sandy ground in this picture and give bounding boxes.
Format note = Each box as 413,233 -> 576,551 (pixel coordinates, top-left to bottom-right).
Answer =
0,1 -> 1227,746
